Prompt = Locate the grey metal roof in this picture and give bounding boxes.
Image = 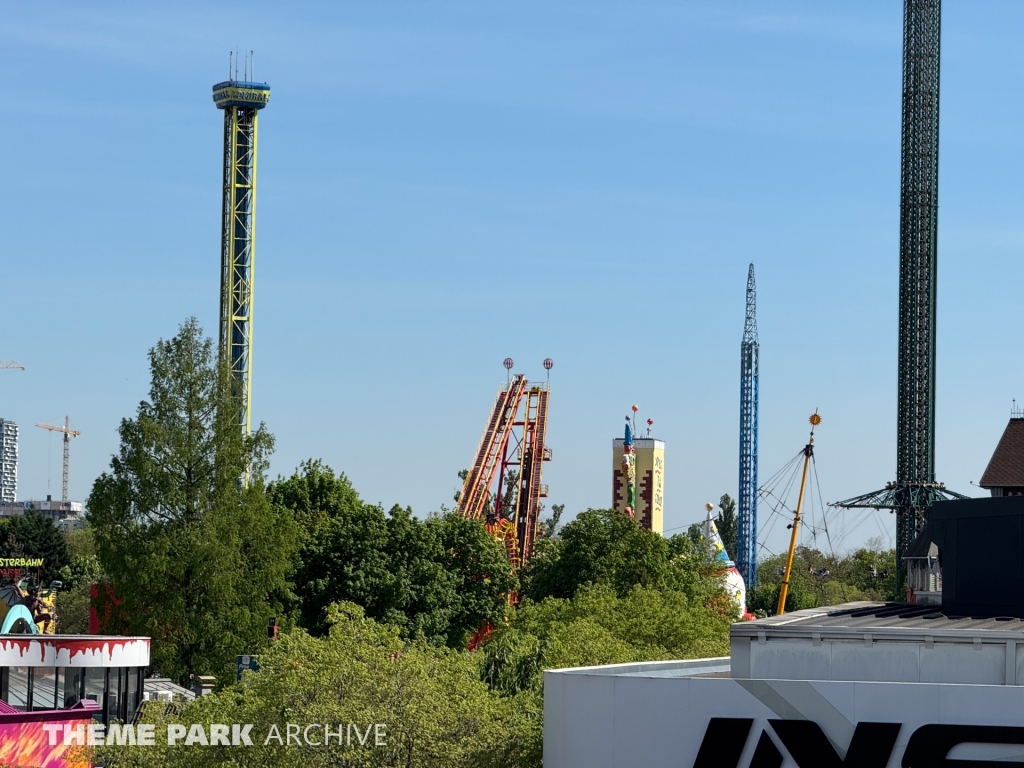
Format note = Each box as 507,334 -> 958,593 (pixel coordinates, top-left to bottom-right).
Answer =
733,601 -> 1024,638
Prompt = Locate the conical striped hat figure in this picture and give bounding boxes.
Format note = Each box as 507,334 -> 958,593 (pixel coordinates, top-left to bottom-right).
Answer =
702,504 -> 748,618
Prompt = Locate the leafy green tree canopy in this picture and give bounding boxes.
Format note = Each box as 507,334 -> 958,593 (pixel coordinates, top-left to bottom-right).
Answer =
715,494 -> 738,559
55,525 -> 103,634
522,508 -> 710,601
274,461 -> 517,647
267,459 -> 363,538
99,603 -> 540,768
88,318 -> 298,684
747,544 -> 897,615
483,582 -> 732,699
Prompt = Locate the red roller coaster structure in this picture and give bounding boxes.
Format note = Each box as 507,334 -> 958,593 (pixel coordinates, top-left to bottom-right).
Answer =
459,363 -> 552,567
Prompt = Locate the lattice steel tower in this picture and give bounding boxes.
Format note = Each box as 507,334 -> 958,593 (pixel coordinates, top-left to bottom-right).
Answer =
836,0 -> 965,576
213,71 -> 270,436
737,264 -> 759,586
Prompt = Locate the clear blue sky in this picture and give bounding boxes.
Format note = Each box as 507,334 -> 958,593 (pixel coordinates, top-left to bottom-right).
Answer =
4,2 -> 1024,559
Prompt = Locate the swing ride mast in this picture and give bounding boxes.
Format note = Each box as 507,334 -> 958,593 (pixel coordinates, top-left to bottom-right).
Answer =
776,412 -> 820,616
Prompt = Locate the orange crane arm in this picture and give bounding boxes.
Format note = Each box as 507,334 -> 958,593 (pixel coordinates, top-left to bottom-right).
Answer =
35,423 -> 81,437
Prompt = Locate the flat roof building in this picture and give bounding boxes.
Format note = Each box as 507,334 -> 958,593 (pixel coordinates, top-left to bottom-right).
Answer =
0,499 -> 84,525
545,602 -> 1024,767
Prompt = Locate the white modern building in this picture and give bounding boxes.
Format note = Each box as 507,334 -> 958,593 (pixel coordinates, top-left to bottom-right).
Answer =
545,602 -> 1024,767
0,420 -> 16,504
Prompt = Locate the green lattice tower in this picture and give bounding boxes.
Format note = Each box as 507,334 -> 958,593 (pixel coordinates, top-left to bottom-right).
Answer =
835,0 -> 965,580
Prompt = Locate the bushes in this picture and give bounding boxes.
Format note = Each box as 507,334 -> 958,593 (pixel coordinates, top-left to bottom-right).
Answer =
747,544 -> 898,615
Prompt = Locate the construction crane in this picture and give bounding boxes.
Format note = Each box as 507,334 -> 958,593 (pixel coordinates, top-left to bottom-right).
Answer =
0,362 -> 25,372
459,360 -> 553,568
36,417 -> 80,504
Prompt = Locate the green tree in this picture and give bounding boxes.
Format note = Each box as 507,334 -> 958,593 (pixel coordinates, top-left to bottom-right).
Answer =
716,493 -> 738,558
0,511 -> 70,584
88,318 -> 298,684
275,462 -> 517,646
521,509 -> 672,601
746,544 -> 898,615
686,522 -> 704,548
539,503 -> 565,539
297,506 -> 516,646
267,458 -> 362,538
482,582 -> 732,700
99,603 -> 540,768
55,525 -> 103,633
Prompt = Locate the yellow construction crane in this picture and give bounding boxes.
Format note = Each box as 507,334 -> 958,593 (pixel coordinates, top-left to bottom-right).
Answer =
36,417 -> 80,504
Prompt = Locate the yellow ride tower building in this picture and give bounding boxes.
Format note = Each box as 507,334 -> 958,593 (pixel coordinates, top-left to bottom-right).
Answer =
612,436 -> 664,534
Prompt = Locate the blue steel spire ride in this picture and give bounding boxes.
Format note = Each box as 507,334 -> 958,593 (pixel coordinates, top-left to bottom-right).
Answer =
213,59 -> 270,439
737,264 -> 759,587
835,0 -> 965,576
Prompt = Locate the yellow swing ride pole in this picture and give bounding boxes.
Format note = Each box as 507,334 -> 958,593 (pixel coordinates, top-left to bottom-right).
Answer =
776,411 -> 821,616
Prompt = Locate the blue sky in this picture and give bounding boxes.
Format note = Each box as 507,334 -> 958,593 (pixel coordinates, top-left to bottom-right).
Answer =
4,1 -> 1024,558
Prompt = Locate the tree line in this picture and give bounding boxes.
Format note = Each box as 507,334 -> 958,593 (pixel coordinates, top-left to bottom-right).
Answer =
0,318 -> 893,766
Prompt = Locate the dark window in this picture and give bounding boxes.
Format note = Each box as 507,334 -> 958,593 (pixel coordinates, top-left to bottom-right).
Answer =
126,668 -> 142,722
32,667 -> 57,711
7,667 -> 29,710
107,667 -> 121,723
83,667 -> 105,713
64,667 -> 84,708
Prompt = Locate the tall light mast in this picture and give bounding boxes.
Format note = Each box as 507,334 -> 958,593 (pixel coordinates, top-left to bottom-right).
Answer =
836,0 -> 965,580
213,59 -> 270,437
737,264 -> 759,586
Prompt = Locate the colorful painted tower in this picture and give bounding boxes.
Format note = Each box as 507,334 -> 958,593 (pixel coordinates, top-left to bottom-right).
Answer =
612,413 -> 664,534
213,67 -> 270,437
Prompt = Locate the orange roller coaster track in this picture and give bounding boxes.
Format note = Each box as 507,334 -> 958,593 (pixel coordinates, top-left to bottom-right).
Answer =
459,371 -> 551,567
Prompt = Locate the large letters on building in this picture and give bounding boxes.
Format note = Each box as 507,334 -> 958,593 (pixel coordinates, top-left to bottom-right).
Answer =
693,718 -> 1024,768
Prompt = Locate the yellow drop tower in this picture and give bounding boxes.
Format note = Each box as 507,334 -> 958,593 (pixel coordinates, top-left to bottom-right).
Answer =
213,74 -> 271,438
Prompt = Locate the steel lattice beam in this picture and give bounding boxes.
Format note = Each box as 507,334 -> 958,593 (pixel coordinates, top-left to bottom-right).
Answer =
737,263 -> 759,586
835,0 -> 964,577
213,80 -> 270,441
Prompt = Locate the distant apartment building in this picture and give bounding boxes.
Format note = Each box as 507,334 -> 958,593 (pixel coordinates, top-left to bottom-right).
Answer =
0,420 -> 16,504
